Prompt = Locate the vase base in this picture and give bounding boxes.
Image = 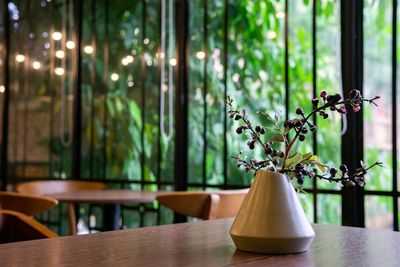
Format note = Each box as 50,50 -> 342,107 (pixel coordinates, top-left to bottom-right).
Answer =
230,234 -> 315,254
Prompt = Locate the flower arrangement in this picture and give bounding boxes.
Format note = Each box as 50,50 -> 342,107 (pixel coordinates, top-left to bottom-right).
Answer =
227,89 -> 382,187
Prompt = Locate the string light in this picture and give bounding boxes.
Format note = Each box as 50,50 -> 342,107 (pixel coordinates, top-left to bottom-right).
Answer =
52,31 -> 62,41
126,55 -> 134,63
55,50 -> 65,59
196,51 -> 205,60
55,67 -> 65,76
15,54 -> 25,62
83,45 -> 94,54
32,61 -> 41,70
267,31 -> 277,40
121,58 -> 129,66
66,40 -> 75,49
110,73 -> 119,81
276,11 -> 285,19
169,58 -> 177,66
0,85 -> 5,93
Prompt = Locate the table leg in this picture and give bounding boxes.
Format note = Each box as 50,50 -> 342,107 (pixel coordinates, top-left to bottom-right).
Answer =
103,204 -> 121,231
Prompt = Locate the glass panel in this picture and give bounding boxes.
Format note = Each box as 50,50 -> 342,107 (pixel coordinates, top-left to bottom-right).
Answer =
363,0 -> 393,191
365,195 -> 393,229
188,0 -> 205,185
204,0 -> 225,186
298,192 -> 314,222
316,0 -> 342,191
226,1 -> 285,186
287,0 -> 313,188
317,194 -> 341,225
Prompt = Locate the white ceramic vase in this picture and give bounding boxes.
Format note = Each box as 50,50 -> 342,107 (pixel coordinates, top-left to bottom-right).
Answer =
230,169 -> 315,254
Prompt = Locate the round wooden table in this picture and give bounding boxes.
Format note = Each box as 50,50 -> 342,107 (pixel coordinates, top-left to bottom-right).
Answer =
46,189 -> 164,231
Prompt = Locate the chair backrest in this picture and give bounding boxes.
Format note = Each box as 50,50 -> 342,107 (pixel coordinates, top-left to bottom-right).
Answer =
156,189 -> 249,220
16,180 -> 106,235
0,192 -> 58,216
0,210 -> 59,243
16,180 -> 106,195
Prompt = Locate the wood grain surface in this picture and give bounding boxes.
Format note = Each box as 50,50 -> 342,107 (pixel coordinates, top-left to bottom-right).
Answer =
0,218 -> 399,266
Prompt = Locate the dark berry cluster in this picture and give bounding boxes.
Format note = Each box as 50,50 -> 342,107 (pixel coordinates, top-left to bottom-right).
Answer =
226,90 -> 381,188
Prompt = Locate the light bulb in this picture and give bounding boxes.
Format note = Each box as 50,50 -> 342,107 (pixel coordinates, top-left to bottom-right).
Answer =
126,55 -> 134,63
196,51 -> 205,60
110,73 -> 119,81
15,54 -> 25,62
276,11 -> 285,19
55,50 -> 65,59
0,85 -> 5,93
32,61 -> 41,69
84,45 -> 94,54
66,40 -> 75,49
52,32 -> 62,41
55,67 -> 64,76
267,31 -> 277,40
121,58 -> 129,66
169,58 -> 177,66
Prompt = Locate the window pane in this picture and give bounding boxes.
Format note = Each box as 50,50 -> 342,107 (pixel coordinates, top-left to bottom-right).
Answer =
363,0 -> 393,191
317,194 -> 341,225
365,195 -> 393,229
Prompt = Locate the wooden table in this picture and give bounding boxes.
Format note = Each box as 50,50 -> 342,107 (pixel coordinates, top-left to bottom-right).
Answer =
46,190 -> 162,231
1,218 -> 399,266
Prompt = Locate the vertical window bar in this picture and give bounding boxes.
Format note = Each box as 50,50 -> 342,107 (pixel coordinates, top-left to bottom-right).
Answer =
102,0 -> 109,179
284,0 -> 289,122
312,0 -> 318,224
157,0 -> 162,187
223,0 -> 228,188
340,0 -> 365,227
202,0 -> 208,190
0,0 -> 10,189
140,0 -> 147,189
89,0 -> 97,178
392,0 -> 398,231
48,1 -> 55,178
72,0 -> 83,180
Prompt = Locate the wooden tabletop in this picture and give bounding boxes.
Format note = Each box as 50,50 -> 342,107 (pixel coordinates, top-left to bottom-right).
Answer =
0,218 -> 399,266
46,189 -> 162,204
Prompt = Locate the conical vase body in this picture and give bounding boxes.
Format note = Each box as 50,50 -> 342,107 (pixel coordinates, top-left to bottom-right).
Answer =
230,170 -> 315,254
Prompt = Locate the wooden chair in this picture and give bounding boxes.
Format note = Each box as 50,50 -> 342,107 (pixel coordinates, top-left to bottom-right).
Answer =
156,189 -> 249,220
0,210 -> 59,244
0,191 -> 58,216
16,180 -> 106,235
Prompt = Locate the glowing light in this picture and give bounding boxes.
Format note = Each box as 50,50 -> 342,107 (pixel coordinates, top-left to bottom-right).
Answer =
157,52 -> 165,59
143,38 -> 149,45
110,73 -> 119,81
196,51 -> 205,60
232,73 -> 240,83
169,58 -> 177,66
126,55 -> 134,63
55,67 -> 64,76
32,61 -> 41,70
121,58 -> 129,66
0,85 -> 5,93
276,11 -> 285,19
15,54 -> 25,62
66,41 -> 75,49
267,31 -> 277,40
55,50 -> 65,59
51,31 -> 62,41
84,45 -> 94,54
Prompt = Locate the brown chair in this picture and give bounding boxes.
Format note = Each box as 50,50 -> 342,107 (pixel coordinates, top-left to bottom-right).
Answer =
156,189 -> 249,220
0,191 -> 58,216
0,210 -> 59,244
16,180 -> 106,235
